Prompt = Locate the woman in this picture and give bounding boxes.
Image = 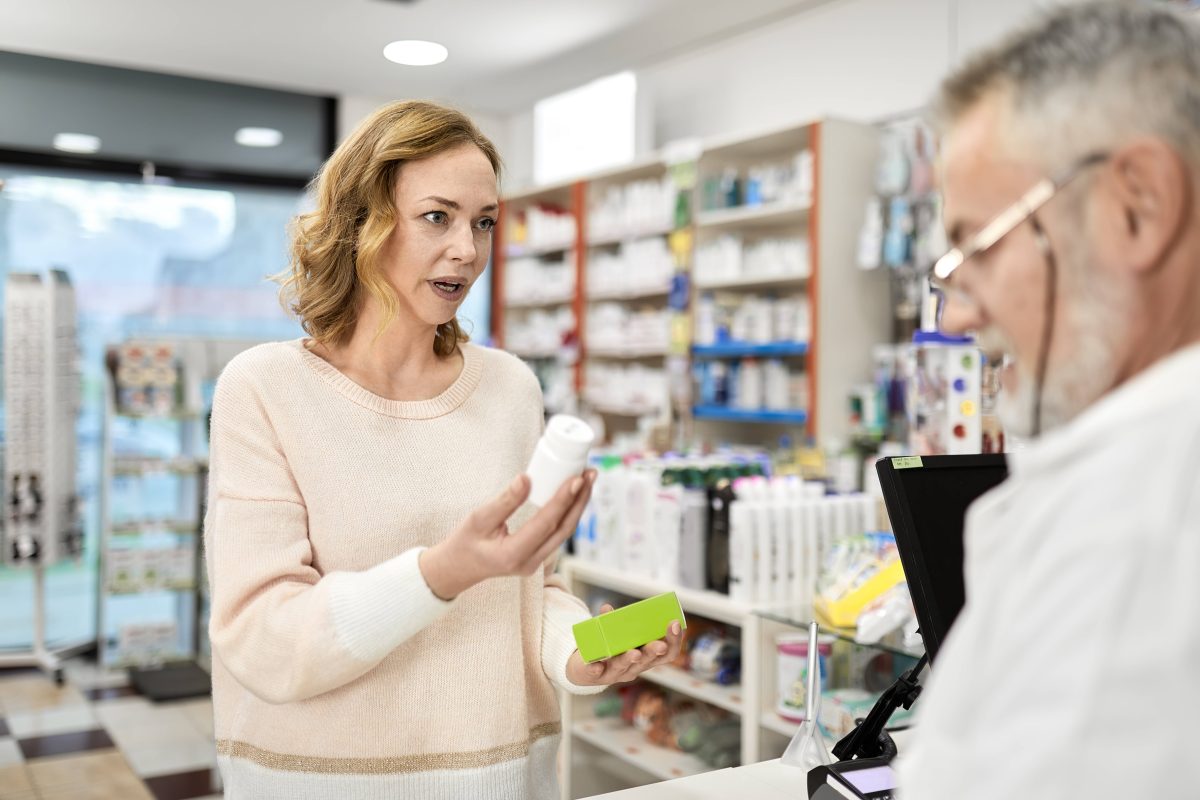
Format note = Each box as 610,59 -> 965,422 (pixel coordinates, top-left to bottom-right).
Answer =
203,101 -> 683,799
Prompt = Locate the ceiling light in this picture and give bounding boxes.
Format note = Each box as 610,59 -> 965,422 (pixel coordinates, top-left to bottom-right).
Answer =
53,133 -> 101,154
383,40 -> 448,66
235,127 -> 284,148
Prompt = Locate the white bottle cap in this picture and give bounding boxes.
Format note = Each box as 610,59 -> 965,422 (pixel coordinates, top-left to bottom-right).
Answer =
543,414 -> 595,461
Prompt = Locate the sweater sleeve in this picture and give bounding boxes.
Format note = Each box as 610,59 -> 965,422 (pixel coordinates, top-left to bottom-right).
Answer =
541,556 -> 606,696
204,358 -> 451,705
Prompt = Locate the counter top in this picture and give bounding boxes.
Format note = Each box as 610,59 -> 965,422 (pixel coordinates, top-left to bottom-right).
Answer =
584,759 -> 809,799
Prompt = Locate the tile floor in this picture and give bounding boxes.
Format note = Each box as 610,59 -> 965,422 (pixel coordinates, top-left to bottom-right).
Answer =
0,659 -> 222,800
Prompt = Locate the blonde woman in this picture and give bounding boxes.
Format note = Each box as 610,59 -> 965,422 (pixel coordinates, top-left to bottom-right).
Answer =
203,101 -> 683,799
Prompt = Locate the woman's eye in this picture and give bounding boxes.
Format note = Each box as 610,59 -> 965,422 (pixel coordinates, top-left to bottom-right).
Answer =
423,211 -> 448,225
476,217 -> 496,232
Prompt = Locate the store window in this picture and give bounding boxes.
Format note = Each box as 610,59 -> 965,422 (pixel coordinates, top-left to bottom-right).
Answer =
0,164 -> 494,651
0,166 -> 304,649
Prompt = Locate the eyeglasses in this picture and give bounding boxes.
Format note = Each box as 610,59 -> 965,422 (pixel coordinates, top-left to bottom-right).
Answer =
929,151 -> 1110,323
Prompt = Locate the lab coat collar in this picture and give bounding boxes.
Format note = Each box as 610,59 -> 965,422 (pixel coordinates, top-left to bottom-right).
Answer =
1007,341 -> 1200,478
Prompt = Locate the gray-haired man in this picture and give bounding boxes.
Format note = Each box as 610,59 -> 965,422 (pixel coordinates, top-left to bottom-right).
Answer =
903,3 -> 1200,798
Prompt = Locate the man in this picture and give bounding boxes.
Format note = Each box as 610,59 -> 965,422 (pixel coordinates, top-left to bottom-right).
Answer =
899,3 -> 1200,798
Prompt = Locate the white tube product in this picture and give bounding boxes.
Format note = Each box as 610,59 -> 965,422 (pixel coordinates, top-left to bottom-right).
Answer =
728,479 -> 754,605
752,478 -> 774,608
770,478 -> 794,608
801,498 -> 822,617
525,414 -> 595,507
652,482 -> 684,584
789,492 -> 805,612
623,465 -> 657,578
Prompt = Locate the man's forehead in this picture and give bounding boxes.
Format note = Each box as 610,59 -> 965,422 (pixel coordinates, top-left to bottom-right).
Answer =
941,98 -> 1009,184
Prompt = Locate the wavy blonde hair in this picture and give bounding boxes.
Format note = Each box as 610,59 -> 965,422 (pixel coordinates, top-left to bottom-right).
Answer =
277,100 -> 501,357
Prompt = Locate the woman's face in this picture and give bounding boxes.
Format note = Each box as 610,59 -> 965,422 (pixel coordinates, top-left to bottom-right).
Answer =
380,143 -> 498,330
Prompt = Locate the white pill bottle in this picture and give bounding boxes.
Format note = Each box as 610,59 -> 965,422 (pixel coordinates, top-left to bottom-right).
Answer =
525,414 -> 596,506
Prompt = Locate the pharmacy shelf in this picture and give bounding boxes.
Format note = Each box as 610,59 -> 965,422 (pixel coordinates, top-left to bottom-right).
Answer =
692,406 -> 808,425
694,272 -> 809,292
504,241 -> 575,259
584,399 -> 664,418
573,712 -> 711,782
587,285 -> 673,302
107,582 -> 196,596
110,520 -> 199,537
695,199 -> 811,231
505,292 -> 575,309
640,665 -> 744,715
507,347 -> 560,360
586,345 -> 671,359
587,225 -> 675,248
112,456 -> 208,476
562,557 -> 752,628
114,409 -> 205,420
760,711 -> 802,738
692,341 -> 808,358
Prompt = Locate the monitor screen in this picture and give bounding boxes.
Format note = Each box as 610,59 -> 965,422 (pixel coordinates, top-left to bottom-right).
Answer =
842,765 -> 898,792
876,454 -> 1008,662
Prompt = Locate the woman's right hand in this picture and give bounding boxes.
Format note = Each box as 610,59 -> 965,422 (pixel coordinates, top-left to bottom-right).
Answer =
419,470 -> 596,600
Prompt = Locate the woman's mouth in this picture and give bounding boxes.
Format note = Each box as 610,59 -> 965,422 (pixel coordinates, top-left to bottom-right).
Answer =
429,279 -> 466,301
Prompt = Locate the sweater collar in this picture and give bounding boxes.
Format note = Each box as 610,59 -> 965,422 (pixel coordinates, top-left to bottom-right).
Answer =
292,338 -> 483,420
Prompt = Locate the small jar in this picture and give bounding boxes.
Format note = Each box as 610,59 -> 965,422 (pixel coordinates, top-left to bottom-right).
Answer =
525,414 -> 595,507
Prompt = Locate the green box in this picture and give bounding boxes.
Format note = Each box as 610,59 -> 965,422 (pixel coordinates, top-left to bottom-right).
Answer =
573,592 -> 687,664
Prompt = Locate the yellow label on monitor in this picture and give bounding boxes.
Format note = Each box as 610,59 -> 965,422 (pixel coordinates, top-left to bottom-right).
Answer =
892,456 -> 924,470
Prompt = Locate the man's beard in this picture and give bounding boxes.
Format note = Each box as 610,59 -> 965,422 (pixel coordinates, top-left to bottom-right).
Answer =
980,251 -> 1130,440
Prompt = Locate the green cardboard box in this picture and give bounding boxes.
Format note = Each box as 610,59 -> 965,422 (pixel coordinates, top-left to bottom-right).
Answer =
573,591 -> 687,664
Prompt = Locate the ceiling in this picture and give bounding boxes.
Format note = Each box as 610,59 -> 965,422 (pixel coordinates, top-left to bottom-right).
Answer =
0,0 -> 826,114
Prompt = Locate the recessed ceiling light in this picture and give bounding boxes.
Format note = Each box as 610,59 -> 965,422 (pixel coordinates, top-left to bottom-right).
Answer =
53,133 -> 101,154
383,40 -> 448,66
235,127 -> 284,148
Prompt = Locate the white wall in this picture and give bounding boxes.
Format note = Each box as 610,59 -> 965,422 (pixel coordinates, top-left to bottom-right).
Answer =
499,0 -> 1054,191
335,93 -> 511,162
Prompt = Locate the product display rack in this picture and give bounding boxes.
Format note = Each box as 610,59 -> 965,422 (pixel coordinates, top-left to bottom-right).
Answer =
558,556 -> 915,799
578,156 -> 681,440
689,119 -> 890,448
492,178 -> 586,416
558,556 -> 763,799
95,336 -> 263,698
97,382 -> 211,700
494,118 -> 890,448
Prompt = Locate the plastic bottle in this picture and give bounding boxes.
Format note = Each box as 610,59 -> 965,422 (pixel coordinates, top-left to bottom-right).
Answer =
679,467 -> 709,591
525,414 -> 595,506
728,477 -> 755,604
706,467 -> 737,594
653,469 -> 684,584
622,463 -> 657,578
592,455 -> 625,569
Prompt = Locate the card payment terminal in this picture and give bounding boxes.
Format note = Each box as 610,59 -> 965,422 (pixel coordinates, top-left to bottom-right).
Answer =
807,756 -> 897,800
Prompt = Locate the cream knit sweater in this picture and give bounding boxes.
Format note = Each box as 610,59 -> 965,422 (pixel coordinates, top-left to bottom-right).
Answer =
203,338 -> 600,800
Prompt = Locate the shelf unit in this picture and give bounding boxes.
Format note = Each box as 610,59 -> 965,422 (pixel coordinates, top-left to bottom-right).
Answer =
694,198 -> 812,231
98,393 -> 208,681
692,342 -> 809,358
691,406 -> 809,425
558,556 -> 763,799
558,556 -> 921,798
573,697 -> 711,783
493,179 -> 585,416
495,118 -> 889,448
689,119 -> 890,447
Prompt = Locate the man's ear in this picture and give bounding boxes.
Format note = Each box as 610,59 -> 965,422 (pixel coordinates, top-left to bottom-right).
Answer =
1099,137 -> 1191,275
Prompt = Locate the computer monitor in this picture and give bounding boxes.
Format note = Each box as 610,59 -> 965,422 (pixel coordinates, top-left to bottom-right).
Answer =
875,453 -> 1009,663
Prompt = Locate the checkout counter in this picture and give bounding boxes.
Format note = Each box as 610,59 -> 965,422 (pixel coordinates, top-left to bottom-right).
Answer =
585,729 -> 915,799
585,455 -> 1007,800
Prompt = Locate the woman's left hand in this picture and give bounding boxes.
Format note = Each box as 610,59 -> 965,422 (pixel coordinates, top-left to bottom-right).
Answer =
564,604 -> 685,687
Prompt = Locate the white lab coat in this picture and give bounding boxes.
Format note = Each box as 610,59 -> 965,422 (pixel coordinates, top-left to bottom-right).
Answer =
897,343 -> 1200,800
